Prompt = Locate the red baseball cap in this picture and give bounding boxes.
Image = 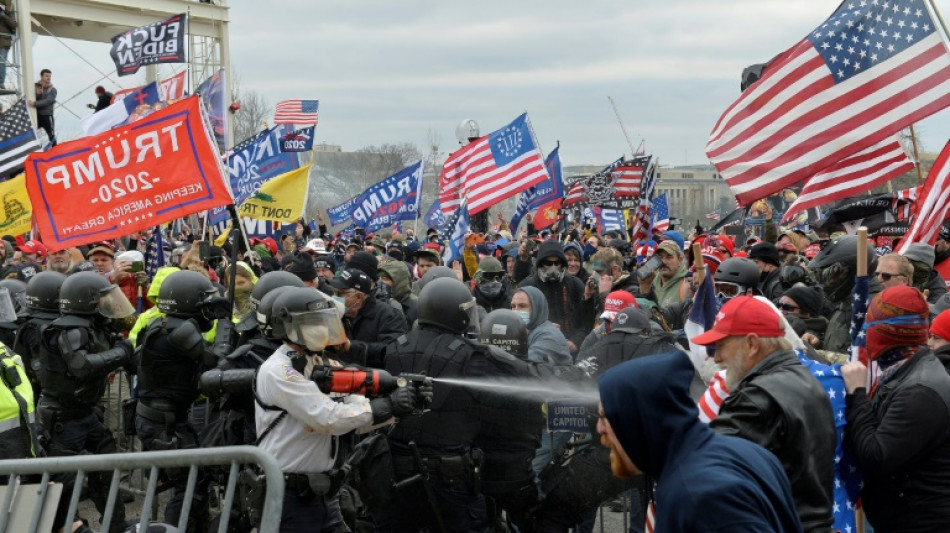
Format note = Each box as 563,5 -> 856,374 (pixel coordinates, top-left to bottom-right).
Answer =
18,240 -> 48,260
690,296 -> 785,345
601,290 -> 636,320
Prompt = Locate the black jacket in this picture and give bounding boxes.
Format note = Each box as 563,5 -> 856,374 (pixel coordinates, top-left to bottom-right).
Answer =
517,273 -> 595,350
759,268 -> 784,302
341,296 -> 408,368
925,270 -> 948,304
846,349 -> 950,532
711,349 -> 836,533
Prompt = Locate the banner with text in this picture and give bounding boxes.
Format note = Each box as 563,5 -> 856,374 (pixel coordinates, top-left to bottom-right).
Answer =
112,71 -> 186,104
327,194 -> 359,226
26,96 -> 231,250
240,164 -> 311,223
110,13 -> 188,76
209,125 -> 301,225
279,126 -> 315,153
350,160 -> 424,233
0,174 -> 33,237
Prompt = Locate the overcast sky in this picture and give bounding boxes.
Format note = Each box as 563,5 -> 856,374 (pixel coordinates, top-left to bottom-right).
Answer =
29,0 -> 950,168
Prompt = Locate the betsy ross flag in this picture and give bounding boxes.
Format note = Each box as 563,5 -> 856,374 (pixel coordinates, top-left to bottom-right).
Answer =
274,99 -> 319,125
897,140 -> 950,253
706,0 -> 950,207
0,100 -> 40,175
782,136 -> 915,223
651,193 -> 670,233
439,113 -> 549,215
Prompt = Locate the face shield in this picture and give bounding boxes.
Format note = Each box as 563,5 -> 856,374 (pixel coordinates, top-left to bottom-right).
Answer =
98,285 -> 136,318
460,297 -> 480,335
0,288 -> 18,322
285,308 -> 347,352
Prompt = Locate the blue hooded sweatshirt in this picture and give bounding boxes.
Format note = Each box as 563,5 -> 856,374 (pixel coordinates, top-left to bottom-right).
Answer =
519,286 -> 573,366
598,351 -> 802,533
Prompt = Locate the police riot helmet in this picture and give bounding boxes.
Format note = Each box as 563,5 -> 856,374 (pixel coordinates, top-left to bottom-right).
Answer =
270,288 -> 346,352
479,309 -> 528,358
808,234 -> 874,303
124,522 -> 181,532
24,270 -> 66,313
59,271 -> 135,318
0,279 -> 26,313
250,271 -> 306,313
418,266 -> 458,292
157,270 -> 218,317
418,277 -> 480,335
256,286 -> 297,340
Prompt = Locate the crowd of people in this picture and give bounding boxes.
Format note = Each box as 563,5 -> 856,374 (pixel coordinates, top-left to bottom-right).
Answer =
1,210 -> 949,533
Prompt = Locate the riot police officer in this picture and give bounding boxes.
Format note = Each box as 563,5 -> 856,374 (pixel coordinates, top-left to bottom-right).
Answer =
0,278 -> 25,348
37,271 -> 135,532
14,270 -> 66,395
375,277 -> 499,533
255,288 -> 425,533
135,269 -> 230,529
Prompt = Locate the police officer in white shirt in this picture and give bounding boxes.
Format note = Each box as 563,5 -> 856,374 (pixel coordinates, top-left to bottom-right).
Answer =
255,288 -> 425,532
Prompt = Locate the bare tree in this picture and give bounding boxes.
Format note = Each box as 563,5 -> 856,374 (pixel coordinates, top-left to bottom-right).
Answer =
230,77 -> 270,144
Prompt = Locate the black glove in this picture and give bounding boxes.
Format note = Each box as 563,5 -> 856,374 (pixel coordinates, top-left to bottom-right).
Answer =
415,378 -> 434,410
369,386 -> 419,424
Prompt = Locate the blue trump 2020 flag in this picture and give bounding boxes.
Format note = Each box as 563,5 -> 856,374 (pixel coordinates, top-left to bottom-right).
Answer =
349,160 -> 424,234
327,195 -> 359,227
425,200 -> 446,230
510,146 -> 563,232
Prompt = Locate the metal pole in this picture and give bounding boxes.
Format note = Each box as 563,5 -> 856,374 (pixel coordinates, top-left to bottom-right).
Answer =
909,125 -> 924,186
607,96 -> 638,158
15,0 -> 33,124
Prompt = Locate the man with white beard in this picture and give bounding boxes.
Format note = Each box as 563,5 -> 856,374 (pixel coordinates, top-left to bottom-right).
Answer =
691,296 -> 836,533
46,248 -> 73,274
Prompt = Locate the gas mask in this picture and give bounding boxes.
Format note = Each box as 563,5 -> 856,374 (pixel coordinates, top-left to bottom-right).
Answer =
538,264 -> 566,283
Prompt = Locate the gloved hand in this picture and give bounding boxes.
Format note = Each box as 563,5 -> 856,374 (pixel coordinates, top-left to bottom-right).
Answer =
575,356 -> 599,377
415,378 -> 434,410
369,385 -> 419,424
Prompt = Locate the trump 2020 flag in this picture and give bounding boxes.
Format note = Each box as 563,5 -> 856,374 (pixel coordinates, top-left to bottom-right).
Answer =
440,113 -> 549,215
327,194 -> 359,227
350,160 -> 424,234
110,14 -> 188,77
706,0 -> 950,207
425,200 -> 446,230
510,146 -> 563,232
81,81 -> 160,136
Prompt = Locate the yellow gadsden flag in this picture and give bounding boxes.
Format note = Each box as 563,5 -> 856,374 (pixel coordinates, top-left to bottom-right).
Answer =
239,164 -> 311,223
0,174 -> 33,236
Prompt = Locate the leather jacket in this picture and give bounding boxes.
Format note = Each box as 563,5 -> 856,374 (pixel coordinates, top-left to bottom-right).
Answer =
846,349 -> 950,532
711,349 -> 836,533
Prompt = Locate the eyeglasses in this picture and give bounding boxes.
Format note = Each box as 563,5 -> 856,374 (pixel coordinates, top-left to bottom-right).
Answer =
875,272 -> 905,282
776,302 -> 800,313
714,281 -> 742,299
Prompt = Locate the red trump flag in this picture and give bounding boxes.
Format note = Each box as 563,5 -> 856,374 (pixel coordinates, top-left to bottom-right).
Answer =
26,96 -> 232,250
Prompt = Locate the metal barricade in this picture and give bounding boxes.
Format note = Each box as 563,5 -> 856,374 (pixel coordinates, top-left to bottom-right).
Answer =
0,445 -> 284,533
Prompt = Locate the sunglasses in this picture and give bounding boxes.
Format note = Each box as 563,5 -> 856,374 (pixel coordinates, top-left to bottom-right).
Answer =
876,272 -> 904,282
776,302 -> 800,313
538,259 -> 561,268
481,272 -> 505,282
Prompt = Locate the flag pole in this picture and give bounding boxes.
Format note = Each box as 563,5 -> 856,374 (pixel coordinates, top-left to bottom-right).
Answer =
928,0 -> 950,42
909,125 -> 924,186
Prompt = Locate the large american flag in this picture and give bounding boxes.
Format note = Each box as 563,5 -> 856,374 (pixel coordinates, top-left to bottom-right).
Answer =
0,99 -> 40,175
651,193 -> 670,233
782,135 -> 915,223
629,157 -> 659,241
897,140 -> 950,253
273,99 -> 319,125
706,0 -> 950,207
439,113 -> 548,215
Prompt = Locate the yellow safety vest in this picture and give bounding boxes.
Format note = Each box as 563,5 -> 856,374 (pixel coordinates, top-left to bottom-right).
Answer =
0,342 -> 35,454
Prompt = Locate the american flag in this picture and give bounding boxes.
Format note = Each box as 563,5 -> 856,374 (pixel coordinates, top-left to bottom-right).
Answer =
144,226 -> 166,280
706,0 -> 950,207
897,140 -> 950,253
651,193 -> 670,233
782,135 -> 915,223
705,209 -> 721,221
893,185 -> 917,220
0,99 -> 40,175
439,113 -> 548,215
273,99 -> 319,125
629,157 -> 659,242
